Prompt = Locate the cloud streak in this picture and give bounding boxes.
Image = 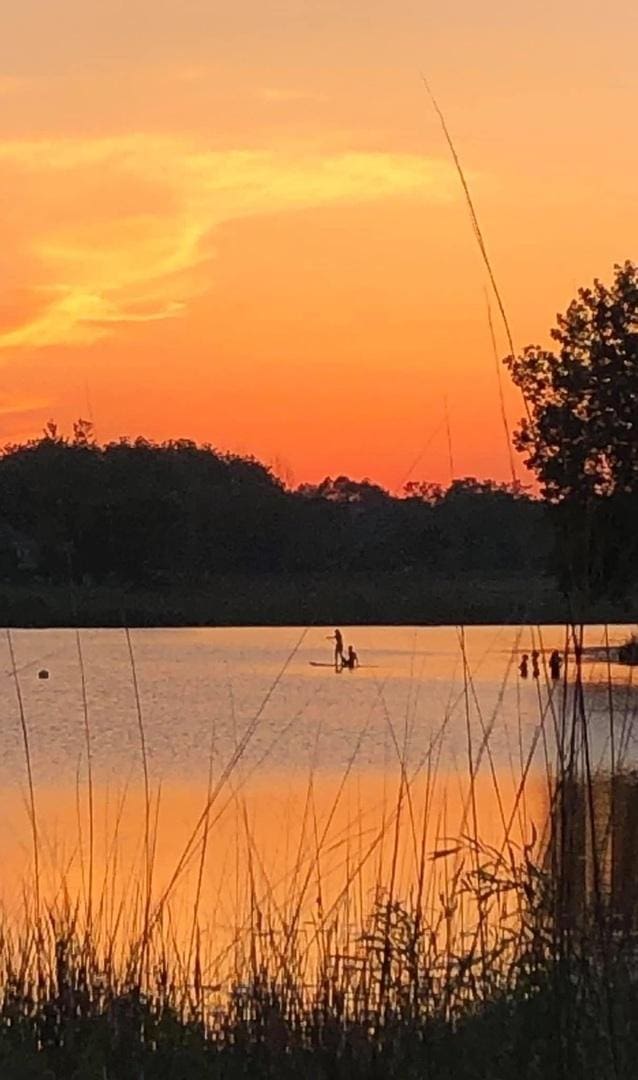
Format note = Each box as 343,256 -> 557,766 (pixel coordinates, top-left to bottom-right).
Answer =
0,135 -> 456,350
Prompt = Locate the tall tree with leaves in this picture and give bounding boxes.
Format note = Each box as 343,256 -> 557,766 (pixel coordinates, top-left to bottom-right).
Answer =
505,261 -> 638,599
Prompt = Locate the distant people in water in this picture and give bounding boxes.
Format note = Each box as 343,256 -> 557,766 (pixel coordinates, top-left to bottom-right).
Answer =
342,645 -> 358,670
519,653 -> 529,679
329,629 -> 344,668
549,649 -> 562,682
531,650 -> 541,679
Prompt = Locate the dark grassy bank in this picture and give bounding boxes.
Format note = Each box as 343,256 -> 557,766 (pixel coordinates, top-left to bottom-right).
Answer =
0,959 -> 633,1080
1,571 -> 635,628
0,820 -> 635,1080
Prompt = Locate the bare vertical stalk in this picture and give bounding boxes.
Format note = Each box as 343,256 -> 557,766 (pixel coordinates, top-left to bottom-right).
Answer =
604,624 -> 616,919
75,630 -> 94,933
460,626 -> 487,986
125,627 -> 152,978
187,703 -> 217,988
7,629 -> 40,923
485,294 -> 518,484
422,74 -> 533,436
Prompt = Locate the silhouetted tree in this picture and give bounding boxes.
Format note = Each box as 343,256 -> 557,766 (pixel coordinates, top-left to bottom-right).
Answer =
505,261 -> 638,597
0,431 -> 292,584
403,481 -> 444,504
402,477 -> 547,575
299,476 -> 390,506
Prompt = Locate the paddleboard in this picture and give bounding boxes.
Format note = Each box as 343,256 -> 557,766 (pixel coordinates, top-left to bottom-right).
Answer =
309,661 -> 376,668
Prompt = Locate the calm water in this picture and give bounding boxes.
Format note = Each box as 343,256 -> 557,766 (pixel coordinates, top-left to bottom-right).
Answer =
0,625 -> 635,951
1,624 -> 635,784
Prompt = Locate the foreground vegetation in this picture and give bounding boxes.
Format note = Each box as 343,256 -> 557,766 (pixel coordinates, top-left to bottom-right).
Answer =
0,787 -> 635,1079
0,930 -> 635,1079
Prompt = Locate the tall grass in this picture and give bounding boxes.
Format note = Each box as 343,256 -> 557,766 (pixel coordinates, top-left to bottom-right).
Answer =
0,625 -> 637,1078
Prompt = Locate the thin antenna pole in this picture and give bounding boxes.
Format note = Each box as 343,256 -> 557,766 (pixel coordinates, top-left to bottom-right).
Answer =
395,418 -> 446,494
84,378 -> 96,437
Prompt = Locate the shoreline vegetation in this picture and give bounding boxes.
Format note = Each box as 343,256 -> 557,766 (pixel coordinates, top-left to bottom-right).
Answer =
2,573 -> 637,629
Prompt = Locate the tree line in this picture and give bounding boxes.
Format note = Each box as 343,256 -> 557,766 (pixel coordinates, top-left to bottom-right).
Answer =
0,422 -> 549,587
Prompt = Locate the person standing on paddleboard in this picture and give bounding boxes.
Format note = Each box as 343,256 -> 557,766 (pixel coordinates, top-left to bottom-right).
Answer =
328,629 -> 344,669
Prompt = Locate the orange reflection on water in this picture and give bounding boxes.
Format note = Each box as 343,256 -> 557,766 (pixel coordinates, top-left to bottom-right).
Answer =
0,766 -> 550,984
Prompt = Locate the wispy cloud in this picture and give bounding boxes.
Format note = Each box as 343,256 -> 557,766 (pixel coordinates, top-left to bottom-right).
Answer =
0,135 -> 457,350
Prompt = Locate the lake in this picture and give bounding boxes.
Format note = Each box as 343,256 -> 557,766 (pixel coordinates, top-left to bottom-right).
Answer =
0,624 -> 635,976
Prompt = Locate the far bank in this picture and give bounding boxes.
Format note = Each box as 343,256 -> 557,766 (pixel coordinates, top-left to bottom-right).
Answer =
1,572 -> 635,628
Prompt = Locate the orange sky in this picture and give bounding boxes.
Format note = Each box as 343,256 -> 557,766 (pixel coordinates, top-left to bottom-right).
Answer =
1,0 -> 637,489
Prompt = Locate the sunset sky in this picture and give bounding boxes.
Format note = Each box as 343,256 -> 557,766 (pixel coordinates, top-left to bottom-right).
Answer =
1,0 -> 637,489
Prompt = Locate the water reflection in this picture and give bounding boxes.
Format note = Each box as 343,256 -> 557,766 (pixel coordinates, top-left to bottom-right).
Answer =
0,769 -> 550,971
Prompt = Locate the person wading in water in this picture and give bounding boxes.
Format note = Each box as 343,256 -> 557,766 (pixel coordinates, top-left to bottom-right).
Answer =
342,645 -> 358,670
549,650 -> 562,681
532,650 -> 541,679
